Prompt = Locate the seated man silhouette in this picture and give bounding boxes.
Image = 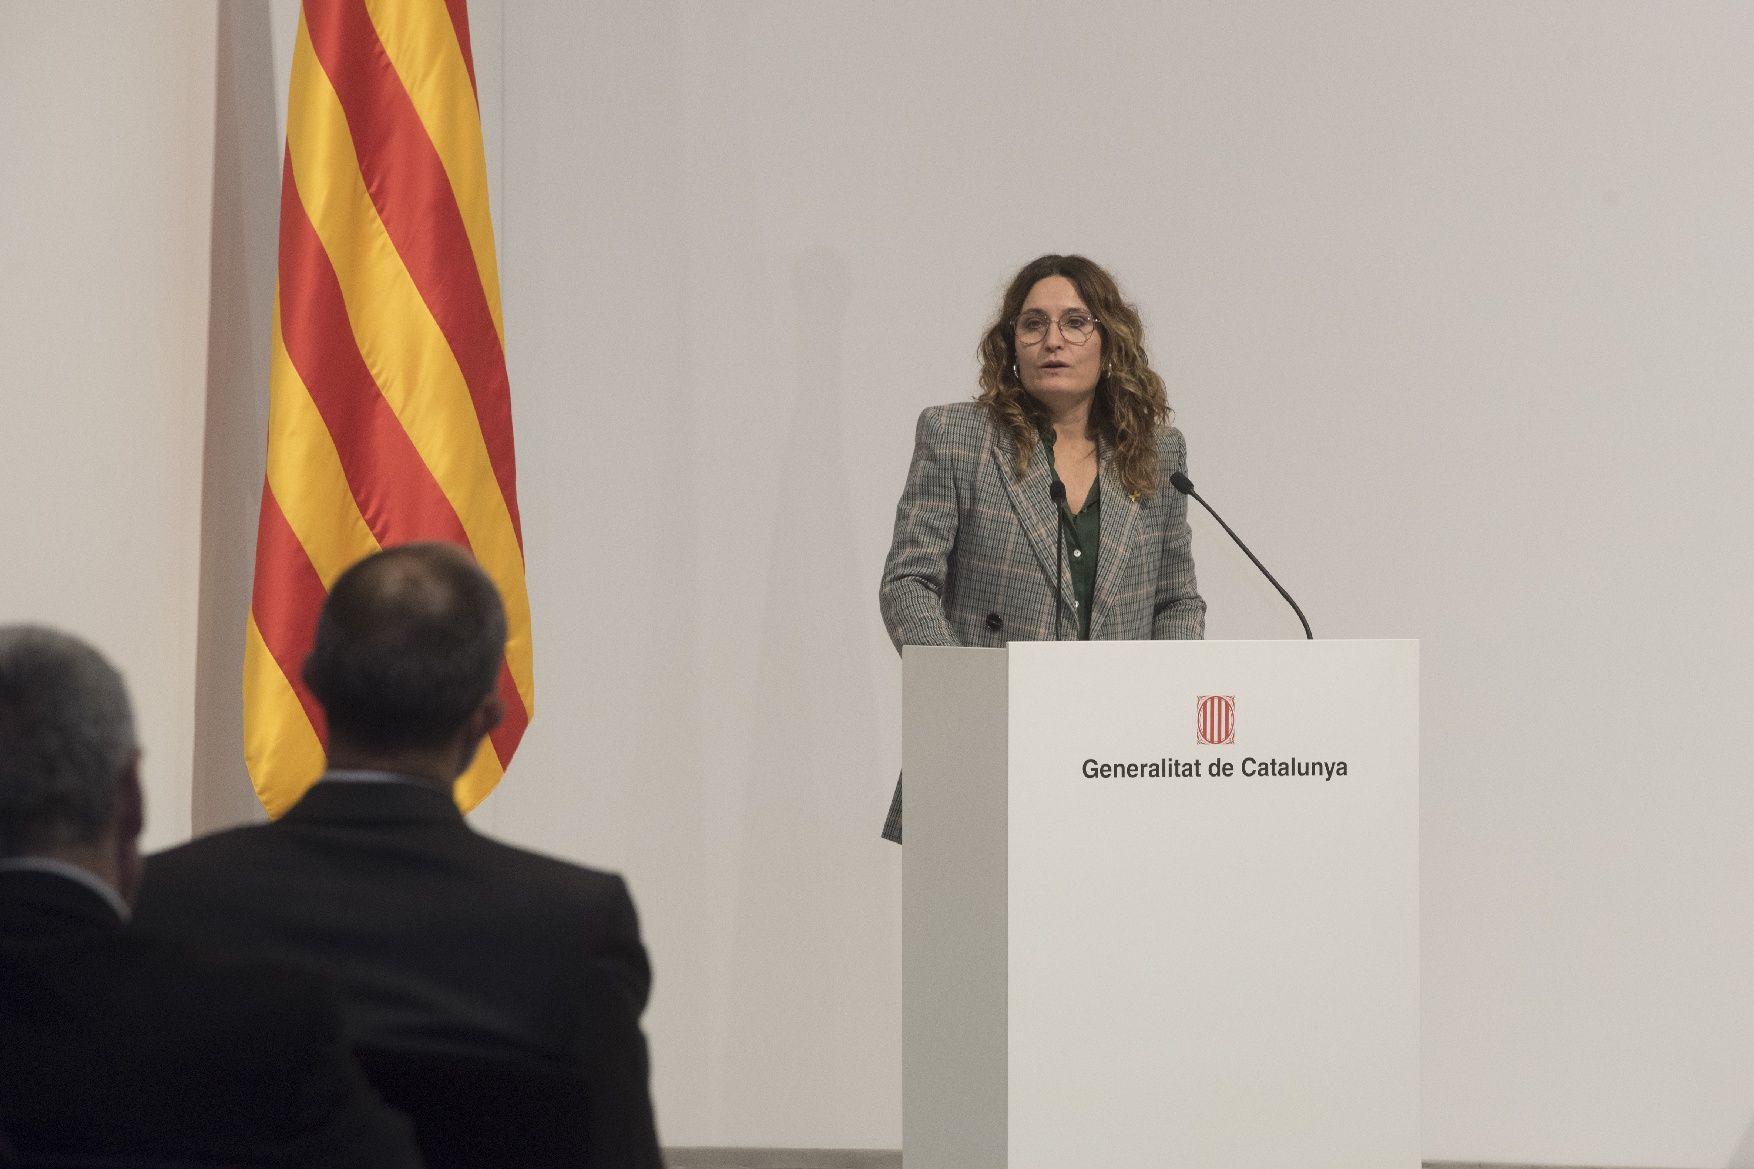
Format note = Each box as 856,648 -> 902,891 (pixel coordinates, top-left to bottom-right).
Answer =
137,543 -> 663,1169
0,624 -> 420,1168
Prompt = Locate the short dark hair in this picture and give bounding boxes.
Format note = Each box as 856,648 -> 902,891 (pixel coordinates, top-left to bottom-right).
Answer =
302,543 -> 507,752
0,625 -> 137,856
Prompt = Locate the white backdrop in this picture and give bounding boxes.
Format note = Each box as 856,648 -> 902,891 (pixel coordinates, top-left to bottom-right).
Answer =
0,2 -> 218,849
4,2 -> 1753,1163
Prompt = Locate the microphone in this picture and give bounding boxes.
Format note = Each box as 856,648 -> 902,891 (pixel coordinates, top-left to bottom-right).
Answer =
1048,480 -> 1067,641
1170,471 -> 1312,640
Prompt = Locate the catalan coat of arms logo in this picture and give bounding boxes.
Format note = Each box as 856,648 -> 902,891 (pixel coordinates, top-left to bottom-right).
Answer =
1197,695 -> 1236,745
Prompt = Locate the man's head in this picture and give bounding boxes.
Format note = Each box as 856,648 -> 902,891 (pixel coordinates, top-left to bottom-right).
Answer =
303,542 -> 507,776
0,625 -> 144,895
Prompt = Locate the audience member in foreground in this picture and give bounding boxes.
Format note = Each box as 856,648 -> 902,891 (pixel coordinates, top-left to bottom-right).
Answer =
0,624 -> 420,1168
137,542 -> 664,1169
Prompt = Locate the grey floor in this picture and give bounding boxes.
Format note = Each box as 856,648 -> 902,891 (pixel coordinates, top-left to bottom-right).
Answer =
665,1153 -> 898,1169
666,1156 -> 1665,1169
1428,1164 -> 1680,1169
1427,1164 -> 1684,1169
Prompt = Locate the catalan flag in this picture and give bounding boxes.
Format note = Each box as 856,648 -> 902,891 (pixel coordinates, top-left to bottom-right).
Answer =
245,0 -> 531,816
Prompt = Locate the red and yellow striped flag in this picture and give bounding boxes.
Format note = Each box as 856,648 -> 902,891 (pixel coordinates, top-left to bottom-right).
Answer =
245,0 -> 531,816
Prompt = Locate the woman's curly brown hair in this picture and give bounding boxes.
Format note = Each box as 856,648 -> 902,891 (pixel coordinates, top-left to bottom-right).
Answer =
976,254 -> 1171,499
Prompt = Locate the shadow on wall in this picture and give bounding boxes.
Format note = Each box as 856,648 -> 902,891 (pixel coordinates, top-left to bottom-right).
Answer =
1728,1112 -> 1754,1169
721,246 -> 887,1132
193,1 -> 279,835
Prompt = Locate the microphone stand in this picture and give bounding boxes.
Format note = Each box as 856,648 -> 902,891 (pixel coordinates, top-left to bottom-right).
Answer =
1170,472 -> 1312,640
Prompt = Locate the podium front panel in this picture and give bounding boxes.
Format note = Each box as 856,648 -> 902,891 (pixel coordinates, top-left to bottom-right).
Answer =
1005,639 -> 1419,1168
903,639 -> 1418,1169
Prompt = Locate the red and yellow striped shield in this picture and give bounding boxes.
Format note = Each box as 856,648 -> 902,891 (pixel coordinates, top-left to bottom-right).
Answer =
245,0 -> 531,816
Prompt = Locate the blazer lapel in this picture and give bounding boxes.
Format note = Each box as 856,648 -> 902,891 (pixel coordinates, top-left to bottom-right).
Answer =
1090,443 -> 1141,637
991,427 -> 1076,625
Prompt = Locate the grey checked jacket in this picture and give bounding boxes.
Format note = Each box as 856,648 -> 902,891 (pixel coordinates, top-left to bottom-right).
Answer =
878,401 -> 1205,839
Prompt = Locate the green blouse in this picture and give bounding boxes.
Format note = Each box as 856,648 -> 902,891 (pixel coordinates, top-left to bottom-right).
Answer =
1040,426 -> 1100,640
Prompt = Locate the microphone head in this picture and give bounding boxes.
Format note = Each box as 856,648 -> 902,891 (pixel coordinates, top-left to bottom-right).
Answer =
1048,481 -> 1067,502
1169,471 -> 1195,495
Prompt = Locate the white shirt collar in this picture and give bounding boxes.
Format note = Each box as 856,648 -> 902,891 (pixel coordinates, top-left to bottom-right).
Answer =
319,769 -> 436,787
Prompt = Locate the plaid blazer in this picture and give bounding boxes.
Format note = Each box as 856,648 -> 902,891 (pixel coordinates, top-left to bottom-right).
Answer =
878,401 -> 1205,840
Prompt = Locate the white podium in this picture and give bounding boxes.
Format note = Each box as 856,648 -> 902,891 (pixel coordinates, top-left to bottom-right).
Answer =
902,639 -> 1418,1169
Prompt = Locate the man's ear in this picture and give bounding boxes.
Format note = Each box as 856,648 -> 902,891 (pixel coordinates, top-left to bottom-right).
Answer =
468,694 -> 505,743
113,751 -> 145,907
452,695 -> 505,781
116,751 -> 144,841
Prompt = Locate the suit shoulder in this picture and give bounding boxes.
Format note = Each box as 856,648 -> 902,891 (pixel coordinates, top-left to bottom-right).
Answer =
465,838 -> 643,957
467,832 -> 632,905
1155,423 -> 1190,468
142,823 -> 274,880
140,822 -> 284,890
926,399 -> 991,431
915,400 -> 996,453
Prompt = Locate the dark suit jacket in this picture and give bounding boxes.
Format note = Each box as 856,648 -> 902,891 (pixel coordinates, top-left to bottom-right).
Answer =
134,779 -> 662,1169
0,867 -> 420,1168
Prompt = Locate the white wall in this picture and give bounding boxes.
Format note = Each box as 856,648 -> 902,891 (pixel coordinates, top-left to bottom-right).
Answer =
0,2 -> 218,852
6,2 -> 1753,1163
489,4 -> 1754,1160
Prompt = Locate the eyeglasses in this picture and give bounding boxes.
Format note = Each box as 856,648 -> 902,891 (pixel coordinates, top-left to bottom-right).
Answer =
1015,311 -> 1100,346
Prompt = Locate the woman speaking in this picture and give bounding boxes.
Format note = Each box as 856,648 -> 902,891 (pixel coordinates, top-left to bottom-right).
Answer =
878,254 -> 1205,841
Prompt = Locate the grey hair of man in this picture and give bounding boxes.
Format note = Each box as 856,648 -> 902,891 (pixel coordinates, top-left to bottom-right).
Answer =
0,625 -> 139,857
